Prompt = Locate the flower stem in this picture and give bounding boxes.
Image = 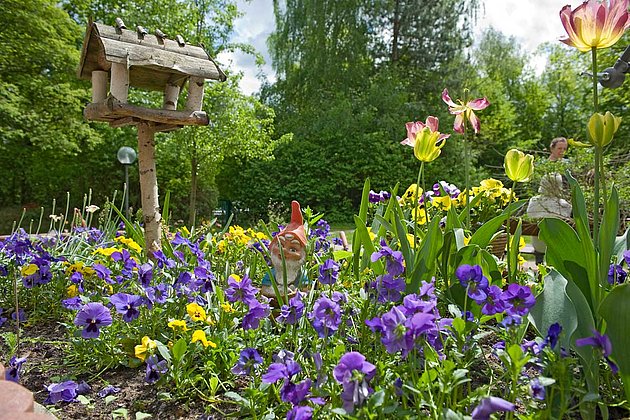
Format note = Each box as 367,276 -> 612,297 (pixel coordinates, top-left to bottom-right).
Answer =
421,162 -> 430,230
591,47 -> 600,248
463,126 -> 471,231
506,182 -> 516,283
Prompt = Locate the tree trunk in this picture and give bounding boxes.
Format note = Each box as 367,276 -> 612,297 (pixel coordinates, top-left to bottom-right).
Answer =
137,122 -> 162,257
391,0 -> 400,63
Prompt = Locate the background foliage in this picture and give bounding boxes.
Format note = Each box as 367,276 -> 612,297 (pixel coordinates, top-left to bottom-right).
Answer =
1,0 -> 630,231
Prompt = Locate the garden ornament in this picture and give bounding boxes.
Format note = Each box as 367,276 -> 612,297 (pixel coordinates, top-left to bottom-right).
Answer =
261,201 -> 309,299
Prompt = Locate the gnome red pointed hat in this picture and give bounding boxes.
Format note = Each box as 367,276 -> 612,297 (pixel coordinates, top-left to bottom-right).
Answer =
271,201 -> 307,247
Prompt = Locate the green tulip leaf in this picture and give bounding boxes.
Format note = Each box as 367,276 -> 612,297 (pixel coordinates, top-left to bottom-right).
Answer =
599,283 -> 630,375
528,269 -> 578,351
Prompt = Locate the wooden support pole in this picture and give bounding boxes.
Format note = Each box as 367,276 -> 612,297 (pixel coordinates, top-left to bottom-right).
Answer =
91,70 -> 108,102
110,62 -> 129,102
163,83 -> 180,110
137,122 -> 162,256
185,77 -> 205,111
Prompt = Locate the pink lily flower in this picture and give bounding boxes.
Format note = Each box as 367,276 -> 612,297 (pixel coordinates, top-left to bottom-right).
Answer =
560,0 -> 630,53
401,116 -> 450,147
441,89 -> 490,134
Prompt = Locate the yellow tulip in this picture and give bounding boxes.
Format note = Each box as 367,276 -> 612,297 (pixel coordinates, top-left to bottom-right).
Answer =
413,127 -> 446,162
504,149 -> 534,183
587,111 -> 622,147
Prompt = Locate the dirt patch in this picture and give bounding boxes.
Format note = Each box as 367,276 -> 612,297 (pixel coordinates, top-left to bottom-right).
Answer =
8,321 -> 228,419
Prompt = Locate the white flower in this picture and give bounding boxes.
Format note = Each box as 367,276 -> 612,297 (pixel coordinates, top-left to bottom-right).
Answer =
85,205 -> 100,213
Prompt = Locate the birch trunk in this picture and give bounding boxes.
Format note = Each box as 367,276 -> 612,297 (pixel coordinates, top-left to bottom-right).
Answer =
137,123 -> 162,256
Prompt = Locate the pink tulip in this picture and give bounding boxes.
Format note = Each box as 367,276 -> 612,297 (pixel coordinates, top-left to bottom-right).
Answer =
560,0 -> 630,52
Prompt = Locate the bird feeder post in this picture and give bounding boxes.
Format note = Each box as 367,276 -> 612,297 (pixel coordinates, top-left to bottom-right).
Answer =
137,122 -> 162,256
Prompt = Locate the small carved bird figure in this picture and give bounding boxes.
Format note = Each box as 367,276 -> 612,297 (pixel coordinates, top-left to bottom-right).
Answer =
155,28 -> 167,41
115,17 -> 126,31
175,34 -> 186,47
136,25 -> 148,38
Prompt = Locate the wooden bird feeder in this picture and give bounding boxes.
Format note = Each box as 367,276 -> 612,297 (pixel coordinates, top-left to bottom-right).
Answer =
77,18 -> 226,256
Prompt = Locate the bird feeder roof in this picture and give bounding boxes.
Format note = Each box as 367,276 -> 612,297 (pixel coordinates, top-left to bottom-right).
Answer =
78,20 -> 226,91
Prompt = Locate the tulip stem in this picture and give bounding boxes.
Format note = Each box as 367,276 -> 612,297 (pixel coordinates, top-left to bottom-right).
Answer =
464,127 -> 471,231
591,47 -> 600,248
421,162 -> 430,231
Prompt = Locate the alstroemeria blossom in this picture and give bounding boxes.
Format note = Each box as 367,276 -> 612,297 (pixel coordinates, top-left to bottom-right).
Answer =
442,89 -> 490,134
401,117 -> 450,162
560,0 -> 630,52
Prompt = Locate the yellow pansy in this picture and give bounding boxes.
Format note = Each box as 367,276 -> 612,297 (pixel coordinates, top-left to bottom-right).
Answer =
114,236 -> 143,254
480,178 -> 503,190
93,247 -> 120,257
406,233 -> 417,248
221,302 -> 235,313
187,303 -> 207,322
21,264 -> 38,276
191,330 -> 217,348
134,336 -> 157,361
168,319 -> 189,331
67,284 -> 79,298
229,274 -> 242,282
411,207 -> 427,225
432,195 -> 452,211
463,236 -> 471,246
65,261 -> 95,276
366,227 -> 377,241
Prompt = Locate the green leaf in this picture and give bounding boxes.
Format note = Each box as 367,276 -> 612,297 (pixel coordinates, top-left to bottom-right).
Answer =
539,218 -> 595,313
135,412 -> 153,420
599,283 -> 630,374
528,269 -> 578,351
332,250 -> 353,261
105,395 -> 118,405
172,338 -> 188,362
599,186 -> 620,288
155,340 -> 172,364
77,395 -> 91,405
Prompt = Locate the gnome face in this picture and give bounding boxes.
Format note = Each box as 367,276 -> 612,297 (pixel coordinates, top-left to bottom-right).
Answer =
270,232 -> 306,263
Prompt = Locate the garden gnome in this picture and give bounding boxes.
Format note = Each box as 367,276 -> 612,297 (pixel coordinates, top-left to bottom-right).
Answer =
261,201 -> 309,299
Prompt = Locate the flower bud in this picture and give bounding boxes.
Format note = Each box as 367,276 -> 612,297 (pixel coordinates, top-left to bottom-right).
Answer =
588,111 -> 621,148
504,149 -> 534,183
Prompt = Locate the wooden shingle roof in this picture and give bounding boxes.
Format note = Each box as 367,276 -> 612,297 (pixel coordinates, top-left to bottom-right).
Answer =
78,21 -> 226,92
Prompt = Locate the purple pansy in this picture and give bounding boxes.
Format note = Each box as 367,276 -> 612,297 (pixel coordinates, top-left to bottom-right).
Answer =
5,355 -> 27,383
333,352 -> 376,414
286,405 -> 313,420
608,263 -> 627,285
277,292 -> 305,325
242,297 -> 271,330
308,296 -> 342,338
62,296 -> 84,311
97,385 -> 121,398
74,302 -> 113,339
471,396 -> 515,420
479,285 -> 506,315
137,262 -> 154,288
92,263 -> 113,284
318,259 -> 340,285
502,283 -> 535,317
544,323 -> 562,350
109,293 -> 143,322
576,330 -> 618,373
371,240 -> 405,277
225,274 -> 259,304
145,355 -> 168,384
44,380 -> 79,404
231,348 -> 263,376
